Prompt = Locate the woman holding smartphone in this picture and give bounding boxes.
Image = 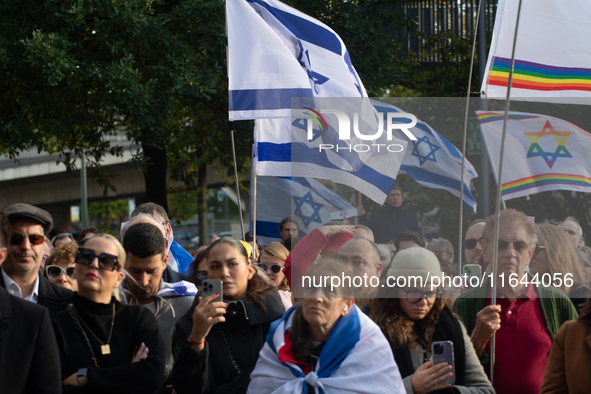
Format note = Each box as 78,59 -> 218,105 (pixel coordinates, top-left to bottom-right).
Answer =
51,234 -> 164,393
171,237 -> 285,394
371,248 -> 494,394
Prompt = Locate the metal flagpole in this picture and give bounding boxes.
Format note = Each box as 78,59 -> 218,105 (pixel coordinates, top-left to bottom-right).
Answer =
489,0 -> 524,383
252,171 -> 258,262
457,0 -> 483,277
225,1 -> 245,241
80,151 -> 88,229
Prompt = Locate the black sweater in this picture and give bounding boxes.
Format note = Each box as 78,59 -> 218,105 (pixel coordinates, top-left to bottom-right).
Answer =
171,290 -> 285,394
51,293 -> 165,394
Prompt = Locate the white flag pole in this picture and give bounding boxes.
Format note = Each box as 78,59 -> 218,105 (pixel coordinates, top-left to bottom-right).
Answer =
490,0 -> 524,383
458,0 -> 483,276
225,0 -> 245,241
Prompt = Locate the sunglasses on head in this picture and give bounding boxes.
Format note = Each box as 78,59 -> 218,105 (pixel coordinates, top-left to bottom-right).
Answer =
75,248 -> 119,271
497,239 -> 529,253
10,233 -> 45,246
256,263 -> 283,274
464,237 -> 482,250
46,265 -> 75,280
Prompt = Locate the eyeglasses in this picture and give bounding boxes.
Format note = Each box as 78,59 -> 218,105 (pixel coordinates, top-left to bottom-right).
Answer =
75,248 -> 120,271
402,288 -> 442,305
533,244 -> 547,257
46,265 -> 75,280
464,237 -> 483,250
256,263 -> 283,274
51,233 -> 75,246
10,233 -> 45,246
498,239 -> 529,253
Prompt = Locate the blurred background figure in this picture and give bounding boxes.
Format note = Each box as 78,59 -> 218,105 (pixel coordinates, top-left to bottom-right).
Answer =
427,237 -> 460,306
394,230 -> 426,252
575,246 -> 591,288
189,246 -> 208,292
77,227 -> 99,245
44,242 -> 78,292
279,217 -> 299,243
41,238 -> 52,273
558,217 -> 585,249
283,236 -> 300,251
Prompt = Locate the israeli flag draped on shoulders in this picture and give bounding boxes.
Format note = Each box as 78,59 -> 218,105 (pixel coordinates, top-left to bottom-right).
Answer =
253,175 -> 355,245
247,304 -> 405,394
227,0 -> 367,120
371,100 -> 478,212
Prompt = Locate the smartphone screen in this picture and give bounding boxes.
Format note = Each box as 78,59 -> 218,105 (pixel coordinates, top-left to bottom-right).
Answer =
431,341 -> 455,385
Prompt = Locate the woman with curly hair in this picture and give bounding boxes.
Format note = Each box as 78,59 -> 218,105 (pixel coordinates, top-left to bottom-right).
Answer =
171,237 -> 286,394
371,248 -> 494,394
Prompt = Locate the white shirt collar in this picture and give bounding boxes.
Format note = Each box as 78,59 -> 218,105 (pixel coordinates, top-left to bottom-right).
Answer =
1,268 -> 40,303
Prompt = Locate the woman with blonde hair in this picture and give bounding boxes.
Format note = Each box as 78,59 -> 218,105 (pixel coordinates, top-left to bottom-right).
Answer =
51,234 -> 164,392
530,224 -> 589,311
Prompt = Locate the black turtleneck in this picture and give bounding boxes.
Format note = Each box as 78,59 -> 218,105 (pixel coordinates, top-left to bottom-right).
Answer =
51,293 -> 164,394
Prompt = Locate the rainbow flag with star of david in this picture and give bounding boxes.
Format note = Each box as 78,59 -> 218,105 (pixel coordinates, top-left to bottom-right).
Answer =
482,0 -> 591,100
476,110 -> 591,200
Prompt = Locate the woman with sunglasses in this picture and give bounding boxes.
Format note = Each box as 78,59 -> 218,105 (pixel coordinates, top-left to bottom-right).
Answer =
171,237 -> 285,394
257,242 -> 292,308
529,223 -> 589,312
45,242 -> 78,291
51,234 -> 165,393
371,248 -> 494,394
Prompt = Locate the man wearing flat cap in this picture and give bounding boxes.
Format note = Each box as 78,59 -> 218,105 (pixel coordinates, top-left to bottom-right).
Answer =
0,203 -> 72,314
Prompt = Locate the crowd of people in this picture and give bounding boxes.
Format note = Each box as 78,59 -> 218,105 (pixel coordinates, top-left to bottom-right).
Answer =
1,185 -> 590,393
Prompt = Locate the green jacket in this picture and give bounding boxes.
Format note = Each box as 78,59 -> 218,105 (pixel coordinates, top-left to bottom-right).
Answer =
452,276 -> 578,364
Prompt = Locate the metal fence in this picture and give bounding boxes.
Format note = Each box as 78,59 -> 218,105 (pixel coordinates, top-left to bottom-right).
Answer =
396,0 -> 497,62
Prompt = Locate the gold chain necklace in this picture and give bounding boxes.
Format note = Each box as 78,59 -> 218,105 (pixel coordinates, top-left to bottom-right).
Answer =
72,304 -> 115,355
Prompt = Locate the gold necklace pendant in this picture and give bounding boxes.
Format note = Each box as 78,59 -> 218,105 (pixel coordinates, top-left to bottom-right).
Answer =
101,344 -> 111,355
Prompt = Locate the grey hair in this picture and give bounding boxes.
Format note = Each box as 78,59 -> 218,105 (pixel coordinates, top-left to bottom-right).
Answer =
120,213 -> 166,241
376,244 -> 392,265
427,238 -> 454,261
564,216 -> 583,237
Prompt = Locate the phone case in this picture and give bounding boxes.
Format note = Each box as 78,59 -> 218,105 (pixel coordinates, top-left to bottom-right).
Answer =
202,279 -> 223,303
462,264 -> 482,278
431,340 -> 455,385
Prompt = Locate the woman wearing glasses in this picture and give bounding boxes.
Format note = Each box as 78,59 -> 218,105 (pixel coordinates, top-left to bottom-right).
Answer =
45,242 -> 78,291
257,242 -> 292,308
371,248 -> 494,394
51,234 -> 164,393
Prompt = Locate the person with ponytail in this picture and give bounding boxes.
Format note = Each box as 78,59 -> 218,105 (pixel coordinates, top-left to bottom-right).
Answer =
171,237 -> 285,394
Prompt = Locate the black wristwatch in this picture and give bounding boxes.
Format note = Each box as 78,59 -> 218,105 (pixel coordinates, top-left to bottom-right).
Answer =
77,368 -> 88,387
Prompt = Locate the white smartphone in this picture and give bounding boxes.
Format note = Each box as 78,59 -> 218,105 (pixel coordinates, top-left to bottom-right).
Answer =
202,279 -> 223,303
462,264 -> 482,284
432,341 -> 455,385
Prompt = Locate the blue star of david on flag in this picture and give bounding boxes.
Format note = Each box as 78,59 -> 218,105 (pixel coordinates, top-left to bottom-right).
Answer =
411,136 -> 440,166
297,42 -> 329,95
293,191 -> 323,228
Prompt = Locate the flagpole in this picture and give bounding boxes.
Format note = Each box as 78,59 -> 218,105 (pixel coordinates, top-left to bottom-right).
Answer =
252,171 -> 258,262
225,0 -> 245,241
457,0 -> 483,277
489,0 -> 524,383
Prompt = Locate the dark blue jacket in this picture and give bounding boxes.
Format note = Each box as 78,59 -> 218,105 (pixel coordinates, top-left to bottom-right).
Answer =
365,203 -> 422,244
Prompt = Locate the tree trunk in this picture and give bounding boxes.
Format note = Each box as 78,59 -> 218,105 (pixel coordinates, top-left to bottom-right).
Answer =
141,141 -> 169,212
197,165 -> 208,246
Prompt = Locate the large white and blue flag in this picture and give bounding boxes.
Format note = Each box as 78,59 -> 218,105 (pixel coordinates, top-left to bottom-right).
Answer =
370,100 -> 478,212
227,0 -> 369,120
253,117 -> 408,205
252,175 -> 355,245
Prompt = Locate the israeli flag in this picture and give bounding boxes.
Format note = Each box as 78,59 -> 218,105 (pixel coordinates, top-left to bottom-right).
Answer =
227,0 -> 368,120
371,100 -> 478,212
253,176 -> 354,245
254,117 -> 408,205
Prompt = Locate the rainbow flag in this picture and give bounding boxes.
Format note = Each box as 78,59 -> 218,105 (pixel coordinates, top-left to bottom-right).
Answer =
476,111 -> 591,200
482,0 -> 591,100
